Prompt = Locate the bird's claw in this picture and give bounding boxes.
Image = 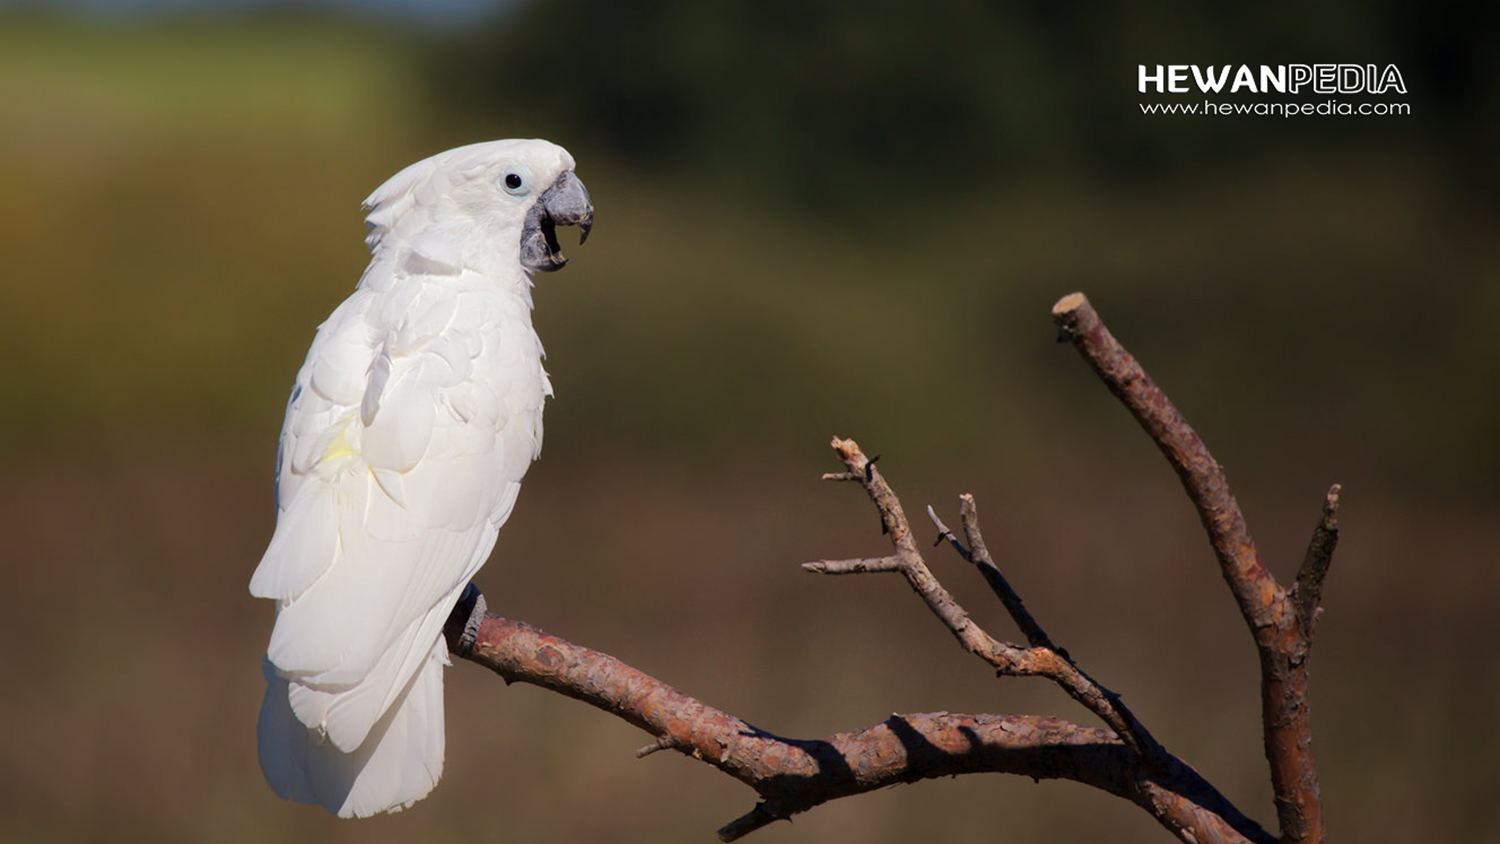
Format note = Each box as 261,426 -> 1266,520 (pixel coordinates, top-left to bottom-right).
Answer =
451,582 -> 488,657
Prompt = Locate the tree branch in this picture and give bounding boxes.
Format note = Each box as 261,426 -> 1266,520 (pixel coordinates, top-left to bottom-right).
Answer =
1292,485 -> 1341,638
802,556 -> 903,574
807,437 -> 1166,769
1051,292 -> 1336,844
1050,292 -> 1281,627
926,496 -> 1060,653
445,613 -> 1272,844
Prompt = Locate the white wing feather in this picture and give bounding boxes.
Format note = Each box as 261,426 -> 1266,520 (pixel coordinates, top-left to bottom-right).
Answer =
253,274 -> 545,729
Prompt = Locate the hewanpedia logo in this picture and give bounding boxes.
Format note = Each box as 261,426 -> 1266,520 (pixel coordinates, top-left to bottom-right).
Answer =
1139,64 -> 1407,95
1138,64 -> 1410,117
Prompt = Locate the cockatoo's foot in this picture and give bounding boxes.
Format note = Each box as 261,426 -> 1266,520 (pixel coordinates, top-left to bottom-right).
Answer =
450,582 -> 488,657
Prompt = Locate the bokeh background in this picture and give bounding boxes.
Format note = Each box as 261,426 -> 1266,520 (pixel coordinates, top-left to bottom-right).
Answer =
2,1 -> 1497,842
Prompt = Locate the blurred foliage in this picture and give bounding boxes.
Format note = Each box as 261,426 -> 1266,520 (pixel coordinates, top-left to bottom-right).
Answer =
1,5 -> 1497,495
0,7 -> 1498,844
430,0 -> 1500,216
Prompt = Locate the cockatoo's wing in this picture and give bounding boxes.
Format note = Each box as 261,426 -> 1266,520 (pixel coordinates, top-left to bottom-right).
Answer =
249,271 -> 547,818
251,272 -> 547,753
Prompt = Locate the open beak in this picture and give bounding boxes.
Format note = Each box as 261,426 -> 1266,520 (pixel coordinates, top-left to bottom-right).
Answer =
520,170 -> 593,272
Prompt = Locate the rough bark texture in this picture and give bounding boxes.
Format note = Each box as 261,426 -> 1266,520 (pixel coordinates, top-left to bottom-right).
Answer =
445,614 -> 1273,844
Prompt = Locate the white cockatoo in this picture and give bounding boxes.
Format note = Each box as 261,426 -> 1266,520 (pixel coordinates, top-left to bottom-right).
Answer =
249,139 -> 592,818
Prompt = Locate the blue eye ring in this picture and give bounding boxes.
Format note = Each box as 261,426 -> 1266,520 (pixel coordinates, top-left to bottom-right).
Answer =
499,164 -> 534,197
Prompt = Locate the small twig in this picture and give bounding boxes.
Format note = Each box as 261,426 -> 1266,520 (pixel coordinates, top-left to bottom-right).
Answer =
955,495 -> 993,562
925,505 -> 970,554
925,501 -> 1052,651
802,556 -> 902,575
1292,484 -> 1341,636
815,441 -> 1024,671
718,803 -> 784,842
815,437 -> 1164,766
956,495 -> 1059,653
636,736 -> 679,759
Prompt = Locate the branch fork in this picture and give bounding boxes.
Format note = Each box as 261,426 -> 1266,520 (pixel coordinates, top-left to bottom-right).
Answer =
805,437 -> 1162,765
1052,292 -> 1338,844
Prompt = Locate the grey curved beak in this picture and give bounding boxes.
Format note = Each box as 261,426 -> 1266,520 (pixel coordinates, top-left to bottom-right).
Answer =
520,171 -> 593,273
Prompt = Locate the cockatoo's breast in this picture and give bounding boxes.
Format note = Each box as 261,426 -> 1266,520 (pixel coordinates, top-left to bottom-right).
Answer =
426,279 -> 552,480
270,263 -> 550,556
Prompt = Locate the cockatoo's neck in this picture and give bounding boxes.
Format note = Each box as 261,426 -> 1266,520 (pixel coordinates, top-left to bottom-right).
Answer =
366,211 -> 537,306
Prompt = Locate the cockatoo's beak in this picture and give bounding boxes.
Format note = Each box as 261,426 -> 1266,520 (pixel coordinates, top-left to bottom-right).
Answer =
520,171 -> 593,272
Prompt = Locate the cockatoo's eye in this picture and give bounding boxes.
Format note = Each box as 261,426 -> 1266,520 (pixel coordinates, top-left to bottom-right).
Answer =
498,164 -> 534,197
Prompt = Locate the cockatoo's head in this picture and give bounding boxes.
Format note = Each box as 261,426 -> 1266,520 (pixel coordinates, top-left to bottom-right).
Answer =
362,139 -> 593,274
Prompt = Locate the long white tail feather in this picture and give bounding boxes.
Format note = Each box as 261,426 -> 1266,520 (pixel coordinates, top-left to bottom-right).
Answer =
258,637 -> 447,818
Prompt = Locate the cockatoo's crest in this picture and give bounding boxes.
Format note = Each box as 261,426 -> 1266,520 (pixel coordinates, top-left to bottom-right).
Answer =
362,139 -> 577,253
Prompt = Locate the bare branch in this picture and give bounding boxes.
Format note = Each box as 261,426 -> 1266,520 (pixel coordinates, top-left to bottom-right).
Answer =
636,735 -> 679,759
444,613 -> 1272,844
812,439 -> 1039,676
955,495 -> 992,561
801,556 -> 903,574
926,504 -> 970,555
1292,484 -> 1341,636
1050,292 -> 1280,629
1051,292 -> 1336,844
814,438 -> 1167,769
927,494 -> 1059,653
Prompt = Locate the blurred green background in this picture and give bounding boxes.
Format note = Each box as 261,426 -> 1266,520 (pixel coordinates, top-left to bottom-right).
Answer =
1,2 -> 1497,842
